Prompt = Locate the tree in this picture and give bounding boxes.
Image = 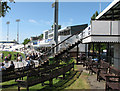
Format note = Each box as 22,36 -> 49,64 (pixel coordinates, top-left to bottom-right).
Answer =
13,39 -> 17,43
22,38 -> 30,46
0,0 -> 14,17
38,34 -> 43,40
90,11 -> 99,23
51,24 -> 61,30
95,11 -> 98,17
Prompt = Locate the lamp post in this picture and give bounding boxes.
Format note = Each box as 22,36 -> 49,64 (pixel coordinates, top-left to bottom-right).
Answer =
6,21 -> 10,41
99,0 -> 101,13
16,19 -> 20,44
52,0 -> 59,53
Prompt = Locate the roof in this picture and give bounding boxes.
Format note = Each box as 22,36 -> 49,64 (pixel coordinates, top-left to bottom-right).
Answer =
96,0 -> 120,20
0,41 -> 17,43
58,24 -> 88,32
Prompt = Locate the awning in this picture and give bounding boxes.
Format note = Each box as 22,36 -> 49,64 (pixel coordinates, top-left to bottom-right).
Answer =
82,35 -> 120,43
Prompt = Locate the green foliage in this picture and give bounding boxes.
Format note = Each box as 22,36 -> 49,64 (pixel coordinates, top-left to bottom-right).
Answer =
22,38 -> 30,45
38,34 -> 43,40
90,11 -> 99,23
0,1 -> 14,17
90,43 -> 106,52
51,25 -> 61,29
95,11 -> 98,17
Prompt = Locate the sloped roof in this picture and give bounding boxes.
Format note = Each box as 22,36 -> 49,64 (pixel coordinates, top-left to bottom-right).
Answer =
96,0 -> 120,20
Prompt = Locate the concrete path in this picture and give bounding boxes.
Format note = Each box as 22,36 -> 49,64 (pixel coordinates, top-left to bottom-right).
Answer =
76,64 -> 105,90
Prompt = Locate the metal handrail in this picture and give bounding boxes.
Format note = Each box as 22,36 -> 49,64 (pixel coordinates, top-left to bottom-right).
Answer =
44,30 -> 82,55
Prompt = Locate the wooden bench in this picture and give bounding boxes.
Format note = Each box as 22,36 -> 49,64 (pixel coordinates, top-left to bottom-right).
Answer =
98,66 -> 120,82
91,60 -> 109,75
17,62 -> 74,91
1,67 -> 22,82
83,58 -> 93,70
105,75 -> 120,90
1,62 -> 64,83
1,64 -> 36,83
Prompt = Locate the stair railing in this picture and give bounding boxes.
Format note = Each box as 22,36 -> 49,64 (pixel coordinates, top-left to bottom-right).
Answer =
39,30 -> 83,63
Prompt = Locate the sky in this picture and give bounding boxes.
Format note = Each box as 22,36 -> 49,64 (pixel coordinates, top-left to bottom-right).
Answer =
1,1 -> 112,43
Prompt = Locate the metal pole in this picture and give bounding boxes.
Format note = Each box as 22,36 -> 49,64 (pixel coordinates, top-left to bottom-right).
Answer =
7,24 -> 9,41
93,43 -> 94,60
88,43 -> 91,57
98,43 -> 101,63
6,21 -> 10,41
54,0 -> 58,53
17,22 -> 19,43
16,19 -> 20,44
99,1 -> 101,13
85,44 -> 87,57
77,44 -> 79,64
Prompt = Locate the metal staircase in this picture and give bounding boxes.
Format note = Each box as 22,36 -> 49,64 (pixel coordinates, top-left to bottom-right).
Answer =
39,31 -> 83,64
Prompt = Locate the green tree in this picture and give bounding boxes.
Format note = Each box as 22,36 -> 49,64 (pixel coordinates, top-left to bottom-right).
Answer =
22,38 -> 30,46
38,34 -> 43,40
51,25 -> 61,30
13,39 -> 17,43
95,11 -> 98,17
0,1 -> 14,17
90,11 -> 99,23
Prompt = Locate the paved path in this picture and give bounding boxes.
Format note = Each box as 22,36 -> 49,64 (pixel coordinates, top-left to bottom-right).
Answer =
76,64 -> 105,90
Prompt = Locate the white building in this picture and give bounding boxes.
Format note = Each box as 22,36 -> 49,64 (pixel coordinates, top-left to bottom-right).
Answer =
41,24 -> 88,53
79,0 -> 120,69
0,41 -> 24,52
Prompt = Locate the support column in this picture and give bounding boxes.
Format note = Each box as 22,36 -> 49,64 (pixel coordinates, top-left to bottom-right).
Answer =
88,43 -> 91,58
85,44 -> 88,57
114,44 -> 120,70
93,43 -> 95,60
77,44 -> 79,64
49,79 -> 53,87
107,43 -> 110,62
98,43 -> 101,63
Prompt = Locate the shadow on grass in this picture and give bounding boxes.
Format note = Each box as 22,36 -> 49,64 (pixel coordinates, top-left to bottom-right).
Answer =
38,70 -> 82,91
2,83 -> 17,88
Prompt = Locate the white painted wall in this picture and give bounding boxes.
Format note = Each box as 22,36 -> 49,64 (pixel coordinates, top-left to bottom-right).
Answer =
91,21 -> 120,35
92,21 -> 111,35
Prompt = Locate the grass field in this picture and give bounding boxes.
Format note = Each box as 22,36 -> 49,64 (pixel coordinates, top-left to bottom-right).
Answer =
0,51 -> 25,62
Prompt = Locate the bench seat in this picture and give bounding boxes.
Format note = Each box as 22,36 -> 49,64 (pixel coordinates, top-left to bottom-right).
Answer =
106,82 -> 120,90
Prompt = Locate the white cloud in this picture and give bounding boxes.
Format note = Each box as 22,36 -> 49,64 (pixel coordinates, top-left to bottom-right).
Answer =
28,19 -> 38,24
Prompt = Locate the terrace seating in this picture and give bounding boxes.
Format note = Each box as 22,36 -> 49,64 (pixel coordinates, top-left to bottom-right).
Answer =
97,60 -> 110,81
0,64 -> 36,83
17,62 -> 74,91
1,67 -> 22,82
90,60 -> 109,74
85,58 -> 93,70
105,75 -> 120,90
98,66 -> 120,82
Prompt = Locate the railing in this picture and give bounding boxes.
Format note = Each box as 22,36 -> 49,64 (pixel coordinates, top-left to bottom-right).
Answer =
39,30 -> 83,63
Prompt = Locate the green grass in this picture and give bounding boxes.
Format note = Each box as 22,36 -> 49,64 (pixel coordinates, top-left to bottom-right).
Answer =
0,51 -> 25,62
